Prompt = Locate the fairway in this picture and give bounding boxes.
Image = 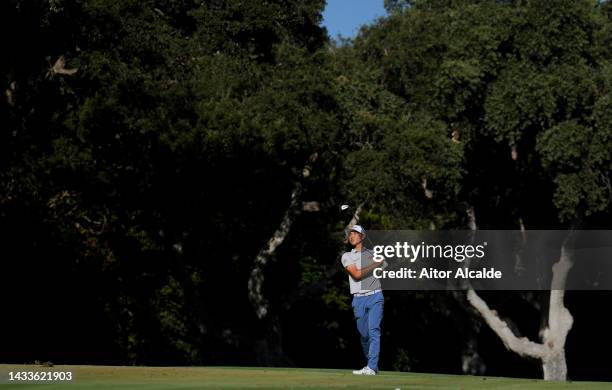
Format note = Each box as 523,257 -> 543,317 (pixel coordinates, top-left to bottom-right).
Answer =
0,365 -> 610,390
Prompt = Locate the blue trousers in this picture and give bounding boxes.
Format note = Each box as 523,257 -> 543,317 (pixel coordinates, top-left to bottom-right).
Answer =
352,291 -> 384,372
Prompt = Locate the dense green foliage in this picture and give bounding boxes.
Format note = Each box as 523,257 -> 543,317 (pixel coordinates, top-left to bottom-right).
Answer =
2,0 -> 612,380
354,0 -> 612,227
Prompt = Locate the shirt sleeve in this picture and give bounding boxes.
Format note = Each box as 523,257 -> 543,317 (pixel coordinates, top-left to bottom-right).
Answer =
341,253 -> 356,268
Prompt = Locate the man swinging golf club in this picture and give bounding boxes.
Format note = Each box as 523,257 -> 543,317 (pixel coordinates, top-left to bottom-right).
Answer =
341,224 -> 384,375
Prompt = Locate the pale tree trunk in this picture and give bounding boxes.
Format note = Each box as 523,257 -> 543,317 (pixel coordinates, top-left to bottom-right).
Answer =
248,187 -> 302,320
541,242 -> 574,380
247,153 -> 317,365
464,207 -> 574,380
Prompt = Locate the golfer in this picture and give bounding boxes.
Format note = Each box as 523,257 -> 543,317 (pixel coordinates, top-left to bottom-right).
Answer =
341,225 -> 384,375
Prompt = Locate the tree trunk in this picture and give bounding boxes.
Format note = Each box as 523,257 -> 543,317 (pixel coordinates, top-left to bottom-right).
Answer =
542,350 -> 568,381
468,246 -> 574,381
247,153 -> 317,365
464,206 -> 574,381
248,186 -> 302,320
540,244 -> 574,380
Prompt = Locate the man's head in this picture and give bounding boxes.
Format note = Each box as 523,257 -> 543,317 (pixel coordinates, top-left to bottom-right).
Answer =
348,225 -> 366,247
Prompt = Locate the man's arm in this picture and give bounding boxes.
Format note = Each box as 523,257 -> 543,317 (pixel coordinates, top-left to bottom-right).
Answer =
345,260 -> 383,281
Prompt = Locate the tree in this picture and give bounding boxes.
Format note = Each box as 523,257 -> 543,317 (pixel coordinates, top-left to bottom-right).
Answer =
1,0 -> 337,365
347,0 -> 612,380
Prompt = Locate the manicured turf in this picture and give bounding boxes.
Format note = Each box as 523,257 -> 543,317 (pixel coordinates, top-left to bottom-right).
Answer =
0,365 -> 610,389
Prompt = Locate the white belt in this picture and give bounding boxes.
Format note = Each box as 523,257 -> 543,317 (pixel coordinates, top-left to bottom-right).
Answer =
354,289 -> 382,297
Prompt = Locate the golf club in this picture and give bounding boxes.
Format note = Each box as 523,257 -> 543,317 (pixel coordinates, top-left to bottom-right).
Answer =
340,203 -> 375,248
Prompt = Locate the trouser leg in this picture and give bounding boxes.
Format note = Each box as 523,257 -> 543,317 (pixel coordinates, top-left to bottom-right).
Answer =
366,293 -> 384,372
353,297 -> 370,362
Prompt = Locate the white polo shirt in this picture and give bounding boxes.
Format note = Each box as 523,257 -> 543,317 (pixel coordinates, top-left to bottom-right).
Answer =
341,248 -> 382,294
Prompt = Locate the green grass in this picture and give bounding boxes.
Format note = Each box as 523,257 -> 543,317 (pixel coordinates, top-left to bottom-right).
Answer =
0,365 -> 610,390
